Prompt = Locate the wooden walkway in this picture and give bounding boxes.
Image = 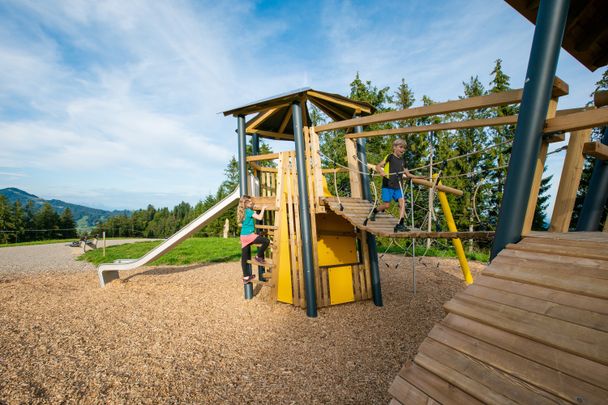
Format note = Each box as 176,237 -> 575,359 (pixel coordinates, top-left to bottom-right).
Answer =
389,231 -> 608,404
323,197 -> 494,239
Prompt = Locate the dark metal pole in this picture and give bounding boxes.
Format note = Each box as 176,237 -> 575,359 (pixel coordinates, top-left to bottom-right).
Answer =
292,101 -> 317,318
237,115 -> 253,299
355,126 -> 383,306
577,127 -> 608,231
490,0 -> 570,260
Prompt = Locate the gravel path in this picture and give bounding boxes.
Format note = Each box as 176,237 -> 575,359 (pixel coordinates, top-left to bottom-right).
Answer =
0,239 -> 151,279
0,241 -> 486,403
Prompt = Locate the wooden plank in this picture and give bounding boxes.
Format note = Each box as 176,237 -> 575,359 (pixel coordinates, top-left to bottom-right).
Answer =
493,253 -> 608,280
366,163 -> 463,195
507,240 -> 608,261
544,108 -> 608,133
583,141 -> 608,160
462,283 -> 608,332
417,339 -> 563,404
523,98 -> 557,235
485,258 -> 608,300
475,274 -> 608,315
345,115 -> 519,139
550,129 -> 592,231
415,351 -> 518,405
527,231 -> 608,243
442,313 -> 608,391
428,322 -> 608,402
315,89 -> 525,132
519,234 -> 608,249
444,294 -> 608,365
389,375 -> 432,405
500,247 -> 608,272
398,362 -> 484,405
246,152 -> 281,162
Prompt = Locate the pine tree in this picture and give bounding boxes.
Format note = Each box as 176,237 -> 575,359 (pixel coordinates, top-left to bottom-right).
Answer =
59,208 -> 77,239
0,196 -> 12,244
34,203 -> 59,240
12,201 -> 25,243
533,170 -> 552,230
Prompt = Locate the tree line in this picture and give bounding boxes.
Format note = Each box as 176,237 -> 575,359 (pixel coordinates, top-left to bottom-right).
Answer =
0,198 -> 77,244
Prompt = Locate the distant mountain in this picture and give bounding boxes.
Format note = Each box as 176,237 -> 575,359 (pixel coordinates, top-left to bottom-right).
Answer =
0,187 -> 130,229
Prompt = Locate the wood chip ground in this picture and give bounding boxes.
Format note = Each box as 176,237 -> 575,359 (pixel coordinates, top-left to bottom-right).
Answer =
0,242 -> 484,404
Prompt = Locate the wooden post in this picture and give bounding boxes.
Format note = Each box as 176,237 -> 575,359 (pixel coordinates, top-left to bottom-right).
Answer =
522,98 -> 558,235
223,219 -> 229,238
103,231 -> 106,257
549,129 -> 592,232
345,138 -> 362,198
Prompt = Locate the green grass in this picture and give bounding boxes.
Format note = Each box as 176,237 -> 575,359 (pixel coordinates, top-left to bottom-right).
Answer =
377,240 -> 489,263
79,237 -> 242,266
0,238 -> 77,248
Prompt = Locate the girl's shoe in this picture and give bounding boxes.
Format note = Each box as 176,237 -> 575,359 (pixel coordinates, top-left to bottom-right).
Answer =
253,256 -> 267,266
243,275 -> 256,284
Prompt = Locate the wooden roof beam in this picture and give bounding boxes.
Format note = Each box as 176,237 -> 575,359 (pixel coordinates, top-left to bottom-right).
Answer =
247,129 -> 293,141
311,97 -> 353,121
308,90 -> 371,114
278,107 -> 292,133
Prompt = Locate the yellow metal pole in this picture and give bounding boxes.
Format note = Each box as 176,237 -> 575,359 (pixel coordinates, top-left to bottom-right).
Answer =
433,174 -> 473,285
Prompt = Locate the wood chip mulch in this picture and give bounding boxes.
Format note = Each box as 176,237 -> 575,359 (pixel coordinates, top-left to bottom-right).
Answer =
0,251 -> 485,404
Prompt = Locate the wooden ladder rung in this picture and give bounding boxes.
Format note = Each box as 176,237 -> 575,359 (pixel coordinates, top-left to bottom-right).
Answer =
247,259 -> 275,267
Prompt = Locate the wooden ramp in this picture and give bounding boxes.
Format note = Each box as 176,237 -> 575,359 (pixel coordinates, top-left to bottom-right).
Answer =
389,232 -> 608,404
323,197 -> 494,239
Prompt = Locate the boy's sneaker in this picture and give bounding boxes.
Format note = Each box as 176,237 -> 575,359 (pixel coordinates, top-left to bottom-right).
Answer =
243,274 -> 256,284
394,223 -> 408,232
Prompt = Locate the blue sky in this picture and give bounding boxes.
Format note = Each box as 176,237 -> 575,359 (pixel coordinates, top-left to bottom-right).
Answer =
0,0 -> 604,211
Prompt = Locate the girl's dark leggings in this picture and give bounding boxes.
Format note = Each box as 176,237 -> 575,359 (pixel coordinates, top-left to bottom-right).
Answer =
241,235 -> 270,277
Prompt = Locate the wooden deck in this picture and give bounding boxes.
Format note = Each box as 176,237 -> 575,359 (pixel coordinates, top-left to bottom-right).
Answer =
322,197 -> 494,239
389,232 -> 608,404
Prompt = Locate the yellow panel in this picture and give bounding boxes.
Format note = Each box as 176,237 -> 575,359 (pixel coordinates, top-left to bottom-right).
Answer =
317,235 -> 358,267
276,202 -> 293,304
328,266 -> 355,305
321,176 -> 333,197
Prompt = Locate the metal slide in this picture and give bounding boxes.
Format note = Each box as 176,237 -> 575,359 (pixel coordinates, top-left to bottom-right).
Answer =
97,187 -> 241,287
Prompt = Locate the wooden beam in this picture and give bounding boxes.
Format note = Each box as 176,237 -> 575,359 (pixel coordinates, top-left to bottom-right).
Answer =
345,139 -> 362,198
544,108 -> 608,133
595,90 -> 608,108
311,97 -> 352,121
278,107 -> 292,133
549,129 -> 592,232
247,129 -> 293,140
345,115 -> 519,139
315,89 -> 525,132
364,164 -> 463,195
523,98 -> 558,235
249,162 -> 278,173
246,152 -> 281,162
583,141 -> 608,160
245,106 -> 279,132
307,90 -> 370,114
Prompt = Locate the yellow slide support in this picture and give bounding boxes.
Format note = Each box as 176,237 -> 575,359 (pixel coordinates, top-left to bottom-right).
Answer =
433,174 -> 473,285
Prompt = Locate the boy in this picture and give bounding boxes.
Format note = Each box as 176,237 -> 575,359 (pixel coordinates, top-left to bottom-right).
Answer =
370,138 -> 414,232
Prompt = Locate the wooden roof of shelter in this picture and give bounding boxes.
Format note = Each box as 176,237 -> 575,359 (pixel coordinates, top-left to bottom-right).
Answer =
222,88 -> 375,141
506,0 -> 608,72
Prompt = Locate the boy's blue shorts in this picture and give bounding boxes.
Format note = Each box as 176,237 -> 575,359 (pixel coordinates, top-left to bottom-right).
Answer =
382,187 -> 403,202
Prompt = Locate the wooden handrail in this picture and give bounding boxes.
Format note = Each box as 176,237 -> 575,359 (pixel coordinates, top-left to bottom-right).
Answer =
544,108 -> 608,133
246,152 -> 281,162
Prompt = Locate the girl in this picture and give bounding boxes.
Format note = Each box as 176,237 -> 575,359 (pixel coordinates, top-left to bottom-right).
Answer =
237,195 -> 270,283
